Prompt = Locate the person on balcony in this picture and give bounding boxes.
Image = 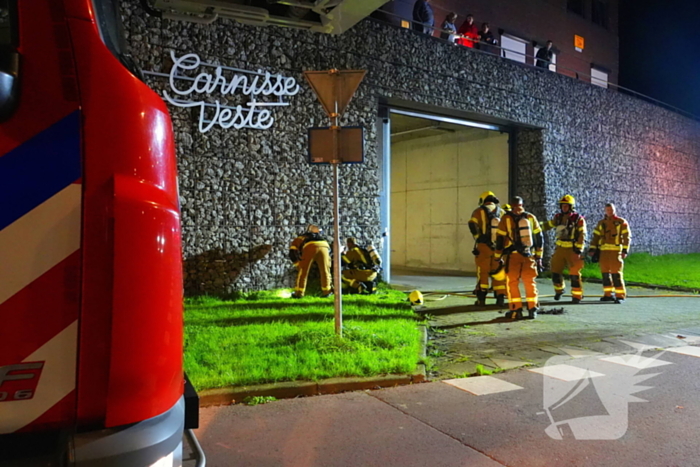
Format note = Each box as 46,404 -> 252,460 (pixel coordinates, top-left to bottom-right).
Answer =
440,12 -> 458,43
412,0 -> 434,35
477,22 -> 498,53
536,40 -> 554,68
456,14 -> 479,48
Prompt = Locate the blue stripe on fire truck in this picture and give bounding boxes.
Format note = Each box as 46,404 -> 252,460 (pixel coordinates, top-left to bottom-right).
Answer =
0,111 -> 81,231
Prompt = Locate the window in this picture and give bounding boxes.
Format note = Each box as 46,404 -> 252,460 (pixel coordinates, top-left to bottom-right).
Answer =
92,0 -> 144,80
534,46 -> 557,72
592,0 -> 608,28
501,34 -> 528,64
591,68 -> 608,88
0,0 -> 18,47
567,0 -> 585,17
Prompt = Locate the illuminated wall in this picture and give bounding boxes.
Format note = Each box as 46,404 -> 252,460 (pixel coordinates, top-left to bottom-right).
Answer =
122,2 -> 700,294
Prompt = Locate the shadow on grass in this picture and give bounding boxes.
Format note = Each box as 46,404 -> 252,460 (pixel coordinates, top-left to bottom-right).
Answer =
187,312 -> 418,327
187,300 -> 410,312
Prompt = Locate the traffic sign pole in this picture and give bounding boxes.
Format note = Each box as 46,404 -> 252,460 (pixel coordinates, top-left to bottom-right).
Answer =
331,98 -> 343,336
303,69 -> 367,337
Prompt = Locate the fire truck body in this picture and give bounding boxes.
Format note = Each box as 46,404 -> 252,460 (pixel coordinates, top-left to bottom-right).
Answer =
0,1 -> 194,465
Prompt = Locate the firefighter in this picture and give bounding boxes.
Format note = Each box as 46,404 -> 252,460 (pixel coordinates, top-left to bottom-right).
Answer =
341,237 -> 381,294
494,196 -> 544,320
289,224 -> 332,298
542,194 -> 587,303
468,191 -> 506,306
588,203 -> 631,304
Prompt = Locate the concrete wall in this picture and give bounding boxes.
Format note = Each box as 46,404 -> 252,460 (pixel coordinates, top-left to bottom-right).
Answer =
391,130 -> 509,272
121,2 -> 700,295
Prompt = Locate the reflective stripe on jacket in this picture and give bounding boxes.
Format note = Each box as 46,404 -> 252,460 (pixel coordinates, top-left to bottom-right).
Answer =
542,211 -> 587,250
590,216 -> 631,252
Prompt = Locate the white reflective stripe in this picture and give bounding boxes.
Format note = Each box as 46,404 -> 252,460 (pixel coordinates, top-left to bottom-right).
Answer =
0,184 -> 81,305
0,320 -> 78,434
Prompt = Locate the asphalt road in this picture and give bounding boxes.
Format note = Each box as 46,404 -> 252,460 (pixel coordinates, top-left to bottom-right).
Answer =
193,345 -> 700,467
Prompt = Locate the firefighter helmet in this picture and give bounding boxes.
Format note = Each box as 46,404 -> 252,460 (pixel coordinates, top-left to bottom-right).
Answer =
558,194 -> 576,206
489,263 -> 506,282
307,224 -> 321,234
503,204 -> 512,212
479,191 -> 499,205
408,290 -> 424,305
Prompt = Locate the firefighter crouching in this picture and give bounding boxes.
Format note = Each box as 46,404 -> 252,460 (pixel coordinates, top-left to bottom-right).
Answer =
468,191 -> 507,306
341,237 -> 382,294
289,224 -> 332,298
542,194 -> 587,304
494,196 -> 544,320
588,203 -> 631,304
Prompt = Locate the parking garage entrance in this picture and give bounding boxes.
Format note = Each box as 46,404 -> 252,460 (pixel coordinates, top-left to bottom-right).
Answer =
379,108 -> 512,282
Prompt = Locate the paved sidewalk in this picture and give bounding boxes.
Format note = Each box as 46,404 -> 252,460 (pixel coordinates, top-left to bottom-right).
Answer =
391,272 -> 700,379
193,347 -> 700,467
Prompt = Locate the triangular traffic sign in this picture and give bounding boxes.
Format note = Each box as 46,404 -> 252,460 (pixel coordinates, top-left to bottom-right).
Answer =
303,70 -> 366,119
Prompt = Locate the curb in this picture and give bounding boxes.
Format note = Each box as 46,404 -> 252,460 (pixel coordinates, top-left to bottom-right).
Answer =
199,325 -> 429,407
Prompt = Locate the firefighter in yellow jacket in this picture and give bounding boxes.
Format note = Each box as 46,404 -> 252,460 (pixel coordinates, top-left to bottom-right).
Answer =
542,194 -> 587,303
342,237 -> 382,294
468,191 -> 506,306
494,196 -> 544,320
588,203 -> 631,304
289,224 -> 332,298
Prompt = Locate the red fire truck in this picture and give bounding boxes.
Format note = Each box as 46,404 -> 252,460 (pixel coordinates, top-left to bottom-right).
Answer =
0,1 -> 202,465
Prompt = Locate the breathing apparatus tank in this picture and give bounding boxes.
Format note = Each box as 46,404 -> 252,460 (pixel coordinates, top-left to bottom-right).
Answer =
490,215 -> 500,245
366,243 -> 382,267
518,216 -> 533,249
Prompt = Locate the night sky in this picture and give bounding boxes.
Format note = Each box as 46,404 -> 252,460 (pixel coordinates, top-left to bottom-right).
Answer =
619,0 -> 700,117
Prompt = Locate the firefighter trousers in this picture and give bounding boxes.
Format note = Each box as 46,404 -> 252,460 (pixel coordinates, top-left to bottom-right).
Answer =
505,252 -> 539,311
342,269 -> 377,291
475,243 -> 506,296
599,250 -> 626,299
294,243 -> 332,296
551,246 -> 584,299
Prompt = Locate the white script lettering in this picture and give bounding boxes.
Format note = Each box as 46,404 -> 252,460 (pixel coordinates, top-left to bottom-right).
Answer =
163,51 -> 299,132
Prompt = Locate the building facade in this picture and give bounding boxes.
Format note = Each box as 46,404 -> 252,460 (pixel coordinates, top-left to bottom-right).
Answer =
122,1 -> 700,296
385,0 -> 619,86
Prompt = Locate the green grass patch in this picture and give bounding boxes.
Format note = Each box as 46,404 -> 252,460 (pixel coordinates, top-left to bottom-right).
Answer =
184,288 -> 421,390
581,252 -> 700,289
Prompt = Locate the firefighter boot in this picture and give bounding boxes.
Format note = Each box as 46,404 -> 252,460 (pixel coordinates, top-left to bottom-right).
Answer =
505,308 -> 523,320
475,290 -> 487,307
527,307 -> 538,319
496,294 -> 506,308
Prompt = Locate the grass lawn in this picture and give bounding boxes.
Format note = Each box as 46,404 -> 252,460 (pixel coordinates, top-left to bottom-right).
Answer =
581,252 -> 700,289
184,288 -> 422,390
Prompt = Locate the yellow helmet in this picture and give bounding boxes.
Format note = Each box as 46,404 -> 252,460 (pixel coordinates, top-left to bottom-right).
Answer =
558,194 -> 576,206
479,191 -> 497,205
490,263 -> 506,282
503,203 -> 512,212
408,290 -> 424,305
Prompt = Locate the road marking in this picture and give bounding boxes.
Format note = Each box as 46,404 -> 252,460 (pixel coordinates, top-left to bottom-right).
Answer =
442,376 -> 523,396
599,355 -> 673,369
528,364 -> 605,382
665,346 -> 700,358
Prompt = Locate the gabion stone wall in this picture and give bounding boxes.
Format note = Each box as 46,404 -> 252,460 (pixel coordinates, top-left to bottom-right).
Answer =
121,2 -> 700,295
